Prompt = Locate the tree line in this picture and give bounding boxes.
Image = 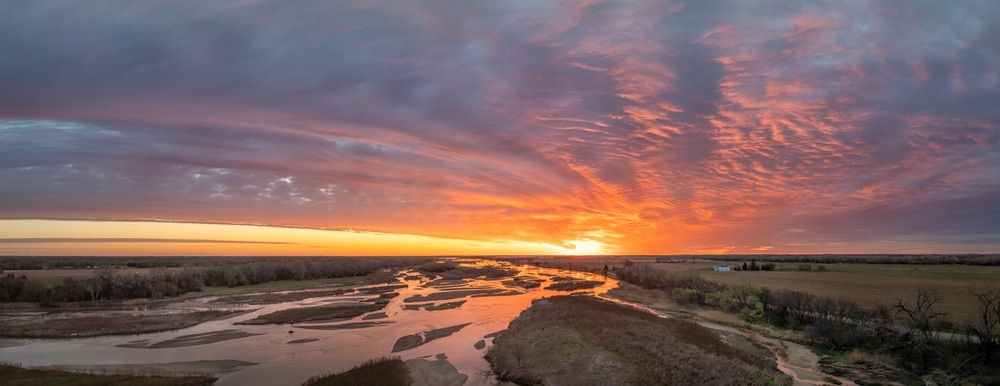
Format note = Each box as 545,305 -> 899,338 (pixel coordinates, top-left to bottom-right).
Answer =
1,257 -> 430,305
616,263 -> 1000,383
656,254 -> 1000,266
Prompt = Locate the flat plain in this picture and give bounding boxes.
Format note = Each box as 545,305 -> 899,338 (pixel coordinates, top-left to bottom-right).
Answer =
667,262 -> 1000,325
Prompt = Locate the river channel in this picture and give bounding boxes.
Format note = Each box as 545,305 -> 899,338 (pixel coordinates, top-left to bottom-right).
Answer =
0,259 -> 616,385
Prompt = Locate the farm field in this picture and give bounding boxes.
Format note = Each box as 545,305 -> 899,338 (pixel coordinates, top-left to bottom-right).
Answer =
674,263 -> 1000,325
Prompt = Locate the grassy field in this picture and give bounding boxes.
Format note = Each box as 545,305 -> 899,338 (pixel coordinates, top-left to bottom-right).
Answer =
0,362 -> 215,386
671,263 -> 1000,325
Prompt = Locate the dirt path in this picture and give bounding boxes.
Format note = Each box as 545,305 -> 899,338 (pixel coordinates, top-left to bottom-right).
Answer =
678,318 -> 856,386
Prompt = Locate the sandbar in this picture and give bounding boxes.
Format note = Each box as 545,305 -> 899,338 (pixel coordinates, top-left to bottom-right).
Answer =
0,340 -> 26,348
39,359 -> 257,376
295,321 -> 394,330
117,329 -> 260,348
361,311 -> 388,320
391,323 -> 471,353
405,353 -> 468,386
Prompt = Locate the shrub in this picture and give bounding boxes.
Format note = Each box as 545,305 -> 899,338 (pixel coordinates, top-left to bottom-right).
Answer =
302,356 -> 408,386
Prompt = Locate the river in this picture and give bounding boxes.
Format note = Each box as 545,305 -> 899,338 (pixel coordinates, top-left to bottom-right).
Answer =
0,259 -> 616,386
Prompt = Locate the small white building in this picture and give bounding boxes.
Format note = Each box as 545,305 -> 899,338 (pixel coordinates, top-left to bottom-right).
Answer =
713,265 -> 731,272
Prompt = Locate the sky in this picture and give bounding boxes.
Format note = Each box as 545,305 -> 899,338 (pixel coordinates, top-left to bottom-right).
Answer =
1,1 -> 998,256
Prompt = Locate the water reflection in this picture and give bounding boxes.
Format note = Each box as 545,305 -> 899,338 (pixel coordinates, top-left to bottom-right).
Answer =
0,259 -> 616,386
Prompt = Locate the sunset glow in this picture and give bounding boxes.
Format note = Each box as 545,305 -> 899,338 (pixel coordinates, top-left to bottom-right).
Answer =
1,1 -> 998,255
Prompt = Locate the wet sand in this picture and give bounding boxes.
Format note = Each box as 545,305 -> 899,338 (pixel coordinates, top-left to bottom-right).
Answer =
391,323 -> 472,353
404,300 -> 467,311
405,354 -> 468,386
403,289 -> 496,303
0,340 -> 26,348
116,329 -> 260,349
295,321 -> 394,330
361,311 -> 388,320
39,359 -> 257,376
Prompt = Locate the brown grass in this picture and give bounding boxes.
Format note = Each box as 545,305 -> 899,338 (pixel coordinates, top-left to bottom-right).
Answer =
846,349 -> 895,367
690,266 -> 999,324
301,356 -> 408,386
486,296 -> 790,386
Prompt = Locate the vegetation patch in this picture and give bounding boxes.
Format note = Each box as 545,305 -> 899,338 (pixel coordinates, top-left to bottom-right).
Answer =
486,296 -> 790,386
502,278 -> 542,289
301,356 -> 408,386
237,303 -> 385,325
0,361 -> 217,386
544,280 -> 605,291
0,310 -> 240,338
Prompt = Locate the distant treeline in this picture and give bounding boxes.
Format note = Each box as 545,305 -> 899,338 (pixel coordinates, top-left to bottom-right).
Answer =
0,256 -> 431,305
0,256 -> 434,270
656,254 -> 1000,266
616,264 -> 1000,383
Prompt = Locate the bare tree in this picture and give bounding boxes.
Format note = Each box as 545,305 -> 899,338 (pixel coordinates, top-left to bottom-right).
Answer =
968,286 -> 1000,362
893,286 -> 948,370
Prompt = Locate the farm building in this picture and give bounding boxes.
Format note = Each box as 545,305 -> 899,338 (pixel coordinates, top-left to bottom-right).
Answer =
713,265 -> 731,272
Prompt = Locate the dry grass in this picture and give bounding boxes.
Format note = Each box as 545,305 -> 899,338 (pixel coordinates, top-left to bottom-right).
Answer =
846,349 -> 895,367
697,309 -> 744,326
301,356 -> 408,386
486,296 -> 790,386
691,264 -> 1000,324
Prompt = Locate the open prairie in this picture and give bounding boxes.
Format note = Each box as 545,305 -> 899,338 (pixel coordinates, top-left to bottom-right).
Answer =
674,263 -> 1000,324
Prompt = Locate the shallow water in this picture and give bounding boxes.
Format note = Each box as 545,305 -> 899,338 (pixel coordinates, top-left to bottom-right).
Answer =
0,259 -> 616,386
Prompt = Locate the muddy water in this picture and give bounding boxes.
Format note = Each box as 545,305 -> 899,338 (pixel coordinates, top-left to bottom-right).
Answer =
0,260 -> 615,386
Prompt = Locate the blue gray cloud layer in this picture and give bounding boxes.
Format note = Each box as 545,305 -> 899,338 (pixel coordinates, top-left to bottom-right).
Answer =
1,1 -> 998,253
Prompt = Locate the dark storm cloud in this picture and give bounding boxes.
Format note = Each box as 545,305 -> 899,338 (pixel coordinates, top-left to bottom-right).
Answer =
0,0 -> 998,253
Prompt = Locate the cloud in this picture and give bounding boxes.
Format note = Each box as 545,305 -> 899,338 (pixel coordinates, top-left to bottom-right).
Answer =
0,238 -> 294,245
1,0 -> 998,253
